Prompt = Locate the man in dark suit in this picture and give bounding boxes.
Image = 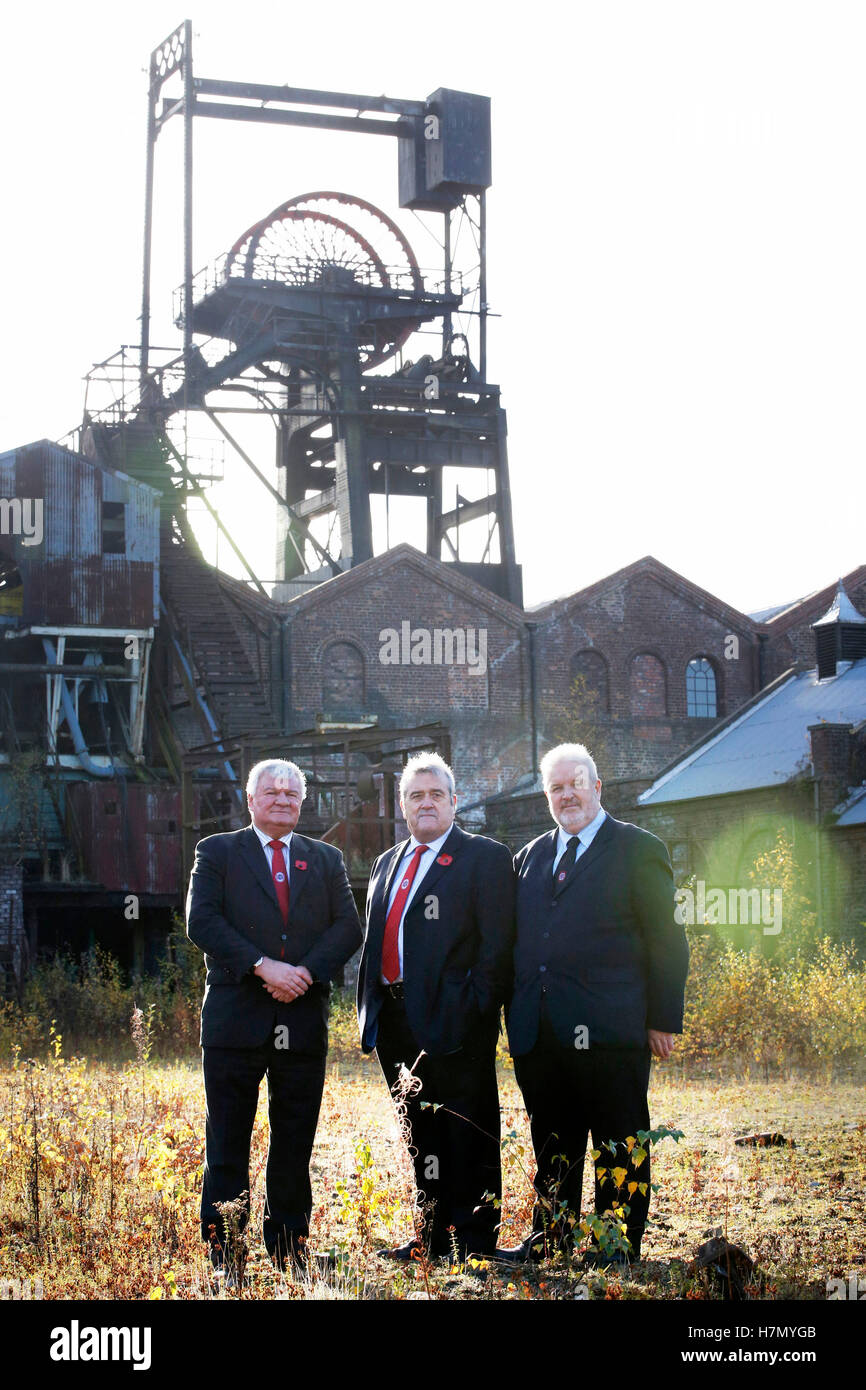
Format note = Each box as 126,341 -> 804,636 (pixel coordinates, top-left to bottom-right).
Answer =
186,758 -> 362,1278
357,751 -> 515,1261
498,742 -> 688,1266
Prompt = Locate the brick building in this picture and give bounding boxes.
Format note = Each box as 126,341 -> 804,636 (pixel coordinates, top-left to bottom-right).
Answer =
5,437 -> 864,980
632,583 -> 866,947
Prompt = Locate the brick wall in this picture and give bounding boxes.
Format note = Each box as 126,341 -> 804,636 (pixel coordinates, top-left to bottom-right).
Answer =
285,552 -> 531,810
531,569 -> 759,781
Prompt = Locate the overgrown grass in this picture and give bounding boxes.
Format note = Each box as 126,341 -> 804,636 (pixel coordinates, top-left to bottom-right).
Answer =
1,1038 -> 863,1300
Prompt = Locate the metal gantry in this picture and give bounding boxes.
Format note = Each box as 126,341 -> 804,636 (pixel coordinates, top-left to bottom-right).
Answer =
85,19 -> 522,607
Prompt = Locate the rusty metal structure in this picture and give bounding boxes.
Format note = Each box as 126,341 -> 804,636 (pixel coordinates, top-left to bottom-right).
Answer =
0,19 -> 511,991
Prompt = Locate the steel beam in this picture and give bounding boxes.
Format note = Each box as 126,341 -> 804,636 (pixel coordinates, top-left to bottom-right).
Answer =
193,77 -> 425,117
183,101 -> 412,138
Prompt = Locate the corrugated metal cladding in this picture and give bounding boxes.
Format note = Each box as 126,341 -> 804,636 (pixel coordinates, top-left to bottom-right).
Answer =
66,782 -> 182,895
0,440 -> 160,628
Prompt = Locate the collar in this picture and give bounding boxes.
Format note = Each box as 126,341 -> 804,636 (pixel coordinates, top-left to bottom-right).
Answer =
556,806 -> 606,856
405,827 -> 452,860
252,822 -> 294,852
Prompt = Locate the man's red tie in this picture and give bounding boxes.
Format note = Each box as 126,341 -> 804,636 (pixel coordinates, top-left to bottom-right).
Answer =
268,840 -> 290,958
381,844 -> 429,984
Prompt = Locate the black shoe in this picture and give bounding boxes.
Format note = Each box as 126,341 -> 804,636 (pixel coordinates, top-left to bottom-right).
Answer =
582,1247 -> 637,1270
492,1232 -> 549,1265
377,1238 -> 426,1263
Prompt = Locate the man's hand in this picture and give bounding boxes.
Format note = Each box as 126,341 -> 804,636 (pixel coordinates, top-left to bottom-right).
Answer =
647,1029 -> 676,1060
254,959 -> 313,1002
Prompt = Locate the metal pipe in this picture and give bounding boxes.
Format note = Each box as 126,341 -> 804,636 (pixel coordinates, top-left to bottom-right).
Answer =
140,53 -> 158,387
479,190 -> 487,380
526,621 -> 539,774
0,664 -> 131,677
182,19 -> 194,379
443,209 -> 452,353
41,640 -> 116,779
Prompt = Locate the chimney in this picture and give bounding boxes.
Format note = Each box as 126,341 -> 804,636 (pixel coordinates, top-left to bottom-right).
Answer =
811,580 -> 866,679
808,722 -> 854,817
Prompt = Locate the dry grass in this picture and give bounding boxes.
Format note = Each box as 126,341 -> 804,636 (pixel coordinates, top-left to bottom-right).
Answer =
1,1026 -> 864,1301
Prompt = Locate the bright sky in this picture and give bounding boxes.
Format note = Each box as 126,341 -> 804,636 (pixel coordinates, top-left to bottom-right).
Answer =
1,1 -> 864,615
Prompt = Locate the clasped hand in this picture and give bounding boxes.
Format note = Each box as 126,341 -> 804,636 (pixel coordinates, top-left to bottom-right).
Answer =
254,958 -> 313,1002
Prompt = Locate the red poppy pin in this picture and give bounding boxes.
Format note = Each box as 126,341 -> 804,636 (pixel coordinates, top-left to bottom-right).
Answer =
436,854 -> 453,866
294,859 -> 307,870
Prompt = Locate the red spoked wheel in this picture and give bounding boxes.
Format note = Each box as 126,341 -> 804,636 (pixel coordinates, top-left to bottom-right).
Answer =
225,192 -> 424,367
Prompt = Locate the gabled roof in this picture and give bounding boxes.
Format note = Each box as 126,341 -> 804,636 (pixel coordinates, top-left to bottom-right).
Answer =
638,660 -> 866,805
278,543 -> 526,628
760,566 -> 866,634
528,555 -> 757,633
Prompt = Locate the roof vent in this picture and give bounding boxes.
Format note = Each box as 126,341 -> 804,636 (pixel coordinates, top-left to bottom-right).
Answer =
811,579 -> 866,678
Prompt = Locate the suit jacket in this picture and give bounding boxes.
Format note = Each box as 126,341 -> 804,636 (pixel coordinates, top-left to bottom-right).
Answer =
357,823 -> 515,1056
506,815 -> 689,1054
186,825 -> 362,1051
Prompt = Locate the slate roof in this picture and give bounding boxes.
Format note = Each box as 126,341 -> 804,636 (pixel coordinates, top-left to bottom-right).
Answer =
638,661 -> 866,805
833,786 -> 866,828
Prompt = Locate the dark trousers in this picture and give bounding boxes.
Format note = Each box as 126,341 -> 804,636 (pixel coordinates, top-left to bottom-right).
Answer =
513,1012 -> 652,1255
201,1038 -> 327,1266
375,992 -> 502,1256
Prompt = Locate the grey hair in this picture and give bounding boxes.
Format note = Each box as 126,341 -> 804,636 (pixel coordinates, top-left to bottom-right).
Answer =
399,751 -> 456,802
246,758 -> 307,799
540,742 -> 599,790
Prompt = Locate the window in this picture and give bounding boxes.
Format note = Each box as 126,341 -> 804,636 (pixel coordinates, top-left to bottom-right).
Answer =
686,658 -> 717,718
102,502 -> 126,555
630,653 -> 667,716
322,642 -> 364,711
570,650 -> 609,715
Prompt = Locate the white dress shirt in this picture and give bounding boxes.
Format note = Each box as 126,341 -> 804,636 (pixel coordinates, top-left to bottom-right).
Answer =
383,828 -> 452,982
552,806 -> 607,874
250,824 -> 294,970
252,822 -> 294,883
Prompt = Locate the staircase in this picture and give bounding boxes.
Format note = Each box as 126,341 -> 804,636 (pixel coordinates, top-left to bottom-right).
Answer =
159,517 -> 279,740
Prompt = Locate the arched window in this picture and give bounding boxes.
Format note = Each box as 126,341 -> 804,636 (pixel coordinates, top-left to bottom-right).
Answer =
322,642 -> 364,712
570,650 -> 609,715
686,657 -> 717,718
630,653 -> 667,716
